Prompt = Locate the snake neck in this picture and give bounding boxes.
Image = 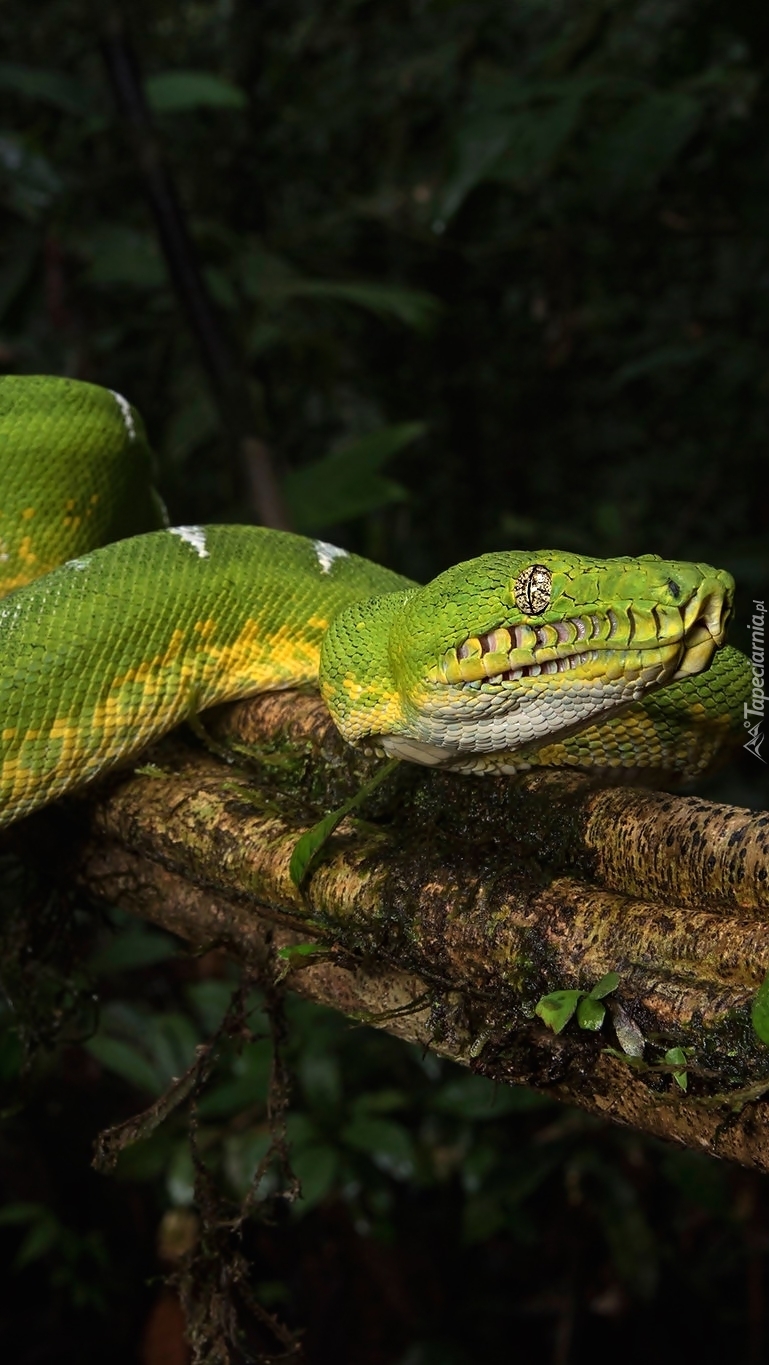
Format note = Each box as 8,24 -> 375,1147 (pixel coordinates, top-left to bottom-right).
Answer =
319,590 -> 415,743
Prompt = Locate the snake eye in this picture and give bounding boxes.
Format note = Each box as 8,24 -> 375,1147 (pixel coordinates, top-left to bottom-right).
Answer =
667,578 -> 681,600
514,564 -> 552,616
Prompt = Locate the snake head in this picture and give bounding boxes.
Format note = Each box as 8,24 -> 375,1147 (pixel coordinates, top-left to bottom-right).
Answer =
319,549 -> 735,768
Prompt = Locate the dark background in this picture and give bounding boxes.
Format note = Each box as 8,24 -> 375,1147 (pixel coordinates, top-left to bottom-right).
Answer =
2,1 -> 769,1362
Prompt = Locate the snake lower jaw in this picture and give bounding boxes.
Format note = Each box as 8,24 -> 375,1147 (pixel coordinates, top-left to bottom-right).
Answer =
672,636 -> 719,680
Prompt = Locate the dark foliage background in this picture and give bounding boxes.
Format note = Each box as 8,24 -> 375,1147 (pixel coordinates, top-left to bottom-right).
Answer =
2,1 -> 769,1361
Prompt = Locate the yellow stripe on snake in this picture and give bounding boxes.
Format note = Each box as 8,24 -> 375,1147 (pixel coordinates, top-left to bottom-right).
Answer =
0,375 -> 752,829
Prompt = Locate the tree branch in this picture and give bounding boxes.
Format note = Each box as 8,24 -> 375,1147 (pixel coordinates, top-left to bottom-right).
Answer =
68,691 -> 769,1171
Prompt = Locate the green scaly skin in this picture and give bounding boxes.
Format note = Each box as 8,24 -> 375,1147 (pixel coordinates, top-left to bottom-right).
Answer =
0,375 -> 165,593
0,375 -> 753,829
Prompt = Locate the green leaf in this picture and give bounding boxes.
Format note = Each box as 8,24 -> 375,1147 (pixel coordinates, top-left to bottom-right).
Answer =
0,1202 -> 44,1226
284,423 -> 424,531
223,1128 -> 274,1197
15,1215 -> 59,1268
751,970 -> 769,1044
576,996 -> 606,1031
239,248 -> 438,330
0,62 -> 96,115
299,1054 -> 343,1111
665,1046 -> 688,1092
197,1041 -> 272,1119
588,90 -> 701,198
350,1088 -> 406,1115
292,1145 -> 338,1208
431,1074 -> 547,1119
289,758 -> 399,887
166,1141 -> 195,1208
90,922 -> 179,974
145,71 -> 247,113
85,225 -> 167,289
341,1116 -> 415,1175
283,280 -> 439,330
436,77 -> 596,222
85,1035 -> 163,1094
276,942 -> 330,961
0,133 -> 61,218
534,989 -> 583,1034
148,1012 -> 200,1085
589,971 -> 620,1000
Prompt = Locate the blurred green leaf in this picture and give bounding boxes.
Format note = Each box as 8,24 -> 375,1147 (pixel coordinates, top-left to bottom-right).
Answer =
145,70 -> 247,113
197,1041 -> 272,1119
488,94 -> 581,187
431,1074 -> 546,1118
0,62 -> 96,115
85,1004 -> 199,1096
613,343 -> 713,388
224,1127 -> 274,1198
0,1201 -> 45,1226
599,1169 -> 658,1300
85,1035 -> 164,1094
185,979 -> 243,1034
351,1087 -> 407,1114
285,1111 -> 320,1149
299,1053 -> 343,1111
463,1191 -> 508,1243
0,133 -> 61,217
588,90 -> 701,198
283,280 -> 439,330
661,1150 -> 729,1214
16,1214 -> 59,1268
90,921 -> 179,974
341,1115 -> 415,1174
166,1141 -> 195,1207
293,1145 -> 338,1207
284,422 -> 424,531
436,76 -> 605,221
239,247 -> 438,329
85,225 -> 167,289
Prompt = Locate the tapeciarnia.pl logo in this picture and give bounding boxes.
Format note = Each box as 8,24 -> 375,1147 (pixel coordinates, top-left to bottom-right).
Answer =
745,599 -> 766,762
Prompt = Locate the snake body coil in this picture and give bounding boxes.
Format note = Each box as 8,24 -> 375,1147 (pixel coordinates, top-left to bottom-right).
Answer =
0,376 -> 752,828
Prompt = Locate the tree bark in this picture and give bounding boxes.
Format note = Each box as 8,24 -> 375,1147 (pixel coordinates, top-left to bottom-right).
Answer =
70,690 -> 769,1171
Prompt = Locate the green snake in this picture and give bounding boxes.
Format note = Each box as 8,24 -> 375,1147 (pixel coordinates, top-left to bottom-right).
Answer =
0,375 -> 752,830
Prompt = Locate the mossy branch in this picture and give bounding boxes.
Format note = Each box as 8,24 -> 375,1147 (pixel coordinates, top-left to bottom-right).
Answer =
68,691 -> 769,1171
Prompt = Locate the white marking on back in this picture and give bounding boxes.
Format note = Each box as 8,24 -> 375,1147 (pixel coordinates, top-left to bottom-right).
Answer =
170,526 -> 209,559
313,539 -> 349,574
66,557 -> 91,570
109,390 -> 137,441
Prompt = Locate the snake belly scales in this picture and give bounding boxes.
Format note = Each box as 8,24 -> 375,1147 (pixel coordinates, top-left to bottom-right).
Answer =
0,375 -> 753,830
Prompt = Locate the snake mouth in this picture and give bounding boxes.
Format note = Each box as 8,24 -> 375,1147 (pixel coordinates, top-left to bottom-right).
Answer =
672,588 -> 731,680
438,591 -> 730,690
